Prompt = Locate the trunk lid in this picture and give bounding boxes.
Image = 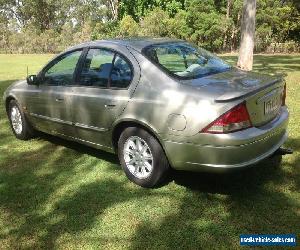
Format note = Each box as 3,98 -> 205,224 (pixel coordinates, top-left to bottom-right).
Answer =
182,69 -> 285,126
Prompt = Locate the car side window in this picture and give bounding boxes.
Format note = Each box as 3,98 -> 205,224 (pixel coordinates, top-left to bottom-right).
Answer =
110,54 -> 133,88
79,48 -> 114,87
43,50 -> 82,86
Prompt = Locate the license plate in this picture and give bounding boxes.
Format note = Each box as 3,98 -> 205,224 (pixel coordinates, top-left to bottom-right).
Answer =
264,96 -> 281,115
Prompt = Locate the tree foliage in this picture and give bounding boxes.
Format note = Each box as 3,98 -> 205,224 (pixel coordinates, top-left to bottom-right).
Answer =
0,0 -> 299,53
119,15 -> 139,37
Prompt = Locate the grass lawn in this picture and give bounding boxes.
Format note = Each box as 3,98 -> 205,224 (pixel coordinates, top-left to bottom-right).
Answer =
0,53 -> 299,249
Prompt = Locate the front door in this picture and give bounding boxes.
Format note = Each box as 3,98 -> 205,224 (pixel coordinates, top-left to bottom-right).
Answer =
26,49 -> 83,136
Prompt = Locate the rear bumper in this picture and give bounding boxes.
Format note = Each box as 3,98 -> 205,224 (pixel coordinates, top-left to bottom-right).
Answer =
164,107 -> 289,172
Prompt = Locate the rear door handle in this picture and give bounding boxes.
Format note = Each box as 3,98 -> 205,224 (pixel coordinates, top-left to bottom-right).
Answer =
55,97 -> 64,102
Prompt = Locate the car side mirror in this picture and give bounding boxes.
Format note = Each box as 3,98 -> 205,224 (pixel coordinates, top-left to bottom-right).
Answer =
26,75 -> 39,85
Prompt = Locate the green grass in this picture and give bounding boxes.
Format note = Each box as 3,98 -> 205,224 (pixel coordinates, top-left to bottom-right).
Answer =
0,54 -> 299,249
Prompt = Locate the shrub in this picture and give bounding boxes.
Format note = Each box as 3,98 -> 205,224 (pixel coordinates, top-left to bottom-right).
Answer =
119,15 -> 139,37
140,8 -> 170,37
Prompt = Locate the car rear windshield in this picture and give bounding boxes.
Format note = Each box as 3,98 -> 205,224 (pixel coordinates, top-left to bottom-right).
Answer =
142,42 -> 231,79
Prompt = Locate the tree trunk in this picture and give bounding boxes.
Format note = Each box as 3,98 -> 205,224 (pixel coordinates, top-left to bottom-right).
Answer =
108,0 -> 119,20
230,12 -> 240,52
237,0 -> 256,71
223,0 -> 232,50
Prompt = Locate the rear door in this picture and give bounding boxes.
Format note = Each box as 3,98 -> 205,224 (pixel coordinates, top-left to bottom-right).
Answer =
69,46 -> 139,147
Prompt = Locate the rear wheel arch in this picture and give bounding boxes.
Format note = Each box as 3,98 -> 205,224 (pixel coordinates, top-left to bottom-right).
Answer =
112,120 -> 167,156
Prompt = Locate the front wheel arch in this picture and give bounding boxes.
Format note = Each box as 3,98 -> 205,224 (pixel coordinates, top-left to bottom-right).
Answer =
7,99 -> 35,140
5,96 -> 16,114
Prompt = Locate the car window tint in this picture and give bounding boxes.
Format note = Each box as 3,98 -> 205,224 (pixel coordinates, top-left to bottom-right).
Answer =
79,48 -> 114,87
110,54 -> 132,88
44,50 -> 82,86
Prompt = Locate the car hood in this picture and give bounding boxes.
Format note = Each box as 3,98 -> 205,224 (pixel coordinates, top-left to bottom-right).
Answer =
181,68 -> 282,102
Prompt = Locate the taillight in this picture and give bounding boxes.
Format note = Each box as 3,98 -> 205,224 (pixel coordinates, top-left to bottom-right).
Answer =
282,83 -> 286,106
201,102 -> 252,134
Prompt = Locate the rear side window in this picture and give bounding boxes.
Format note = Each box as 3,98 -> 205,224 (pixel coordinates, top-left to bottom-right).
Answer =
44,50 -> 82,86
78,48 -> 133,88
79,49 -> 114,87
110,54 -> 132,88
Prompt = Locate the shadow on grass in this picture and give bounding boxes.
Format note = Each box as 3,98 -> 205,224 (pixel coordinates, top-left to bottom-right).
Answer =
0,78 -> 131,247
1,129 -> 298,248
129,153 -> 300,249
37,132 -> 120,166
0,131 -> 142,248
171,155 -> 283,194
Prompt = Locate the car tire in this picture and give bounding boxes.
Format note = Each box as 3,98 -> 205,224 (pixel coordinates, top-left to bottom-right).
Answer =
118,127 -> 169,188
8,99 -> 35,140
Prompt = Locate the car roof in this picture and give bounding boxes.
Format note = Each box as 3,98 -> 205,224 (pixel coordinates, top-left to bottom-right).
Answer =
67,37 -> 183,53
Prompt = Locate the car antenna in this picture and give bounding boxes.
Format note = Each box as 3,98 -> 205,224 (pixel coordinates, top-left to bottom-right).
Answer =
27,66 -> 28,78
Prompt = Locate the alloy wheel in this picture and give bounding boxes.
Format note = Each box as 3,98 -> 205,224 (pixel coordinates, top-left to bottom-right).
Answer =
123,136 -> 154,179
10,106 -> 23,135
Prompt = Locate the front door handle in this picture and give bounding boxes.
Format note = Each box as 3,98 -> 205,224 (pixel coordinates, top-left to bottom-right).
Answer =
104,103 -> 117,108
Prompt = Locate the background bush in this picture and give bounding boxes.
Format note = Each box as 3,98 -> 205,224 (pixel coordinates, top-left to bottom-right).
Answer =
0,0 -> 299,53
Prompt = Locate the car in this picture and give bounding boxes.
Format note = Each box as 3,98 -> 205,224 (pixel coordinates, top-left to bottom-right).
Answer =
3,38 -> 289,187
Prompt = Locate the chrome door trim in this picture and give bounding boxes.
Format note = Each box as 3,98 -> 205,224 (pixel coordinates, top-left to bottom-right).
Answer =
54,132 -> 113,151
29,113 -> 73,126
29,113 -> 108,132
74,123 -> 108,132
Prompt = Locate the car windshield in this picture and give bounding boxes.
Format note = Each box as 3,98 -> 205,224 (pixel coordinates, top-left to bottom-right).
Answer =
142,42 -> 231,79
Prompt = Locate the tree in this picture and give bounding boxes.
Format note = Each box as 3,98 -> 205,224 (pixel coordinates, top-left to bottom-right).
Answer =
186,0 -> 225,51
1,0 -> 299,54
223,0 -> 232,50
118,0 -> 185,21
119,15 -> 139,37
237,0 -> 257,71
0,14 -> 10,53
105,0 -> 119,20
140,8 -> 170,37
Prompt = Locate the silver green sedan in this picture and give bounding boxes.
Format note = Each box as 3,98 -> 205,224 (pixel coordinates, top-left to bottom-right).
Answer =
3,38 -> 289,187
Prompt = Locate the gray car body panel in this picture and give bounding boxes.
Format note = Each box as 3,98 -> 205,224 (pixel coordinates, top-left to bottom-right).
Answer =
3,38 -> 289,171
